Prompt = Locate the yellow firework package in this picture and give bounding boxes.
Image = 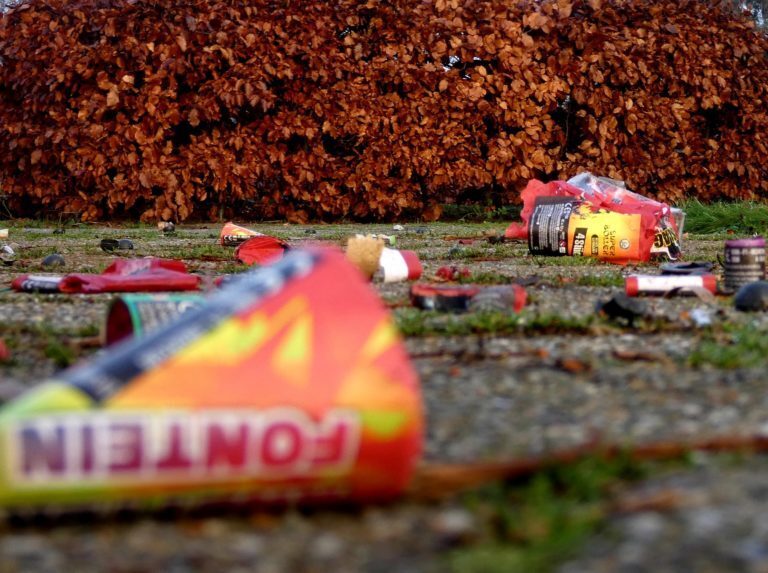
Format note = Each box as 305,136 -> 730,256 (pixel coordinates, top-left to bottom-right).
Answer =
528,198 -> 644,263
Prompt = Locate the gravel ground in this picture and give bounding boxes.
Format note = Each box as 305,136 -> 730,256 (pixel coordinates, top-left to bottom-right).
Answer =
1,222 -> 767,572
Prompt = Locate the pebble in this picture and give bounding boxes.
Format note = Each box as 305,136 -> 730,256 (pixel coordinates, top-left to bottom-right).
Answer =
429,508 -> 476,545
734,281 -> 768,311
42,253 -> 65,267
1,244 -> 15,265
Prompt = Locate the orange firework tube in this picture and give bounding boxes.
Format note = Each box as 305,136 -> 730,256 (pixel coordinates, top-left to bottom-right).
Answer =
0,249 -> 423,511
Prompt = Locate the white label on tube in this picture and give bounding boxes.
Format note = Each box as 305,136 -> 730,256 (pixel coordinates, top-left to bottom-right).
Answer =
633,275 -> 705,292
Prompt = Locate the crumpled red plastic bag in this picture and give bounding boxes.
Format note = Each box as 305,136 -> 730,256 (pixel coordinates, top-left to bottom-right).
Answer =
235,236 -> 290,266
12,258 -> 200,294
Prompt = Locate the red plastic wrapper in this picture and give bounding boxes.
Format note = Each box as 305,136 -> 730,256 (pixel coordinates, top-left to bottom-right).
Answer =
0,339 -> 8,362
235,236 -> 290,266
12,258 -> 201,294
435,266 -> 471,282
505,176 -> 682,263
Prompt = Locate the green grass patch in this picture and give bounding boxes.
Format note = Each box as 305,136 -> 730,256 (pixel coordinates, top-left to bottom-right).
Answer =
394,309 -> 594,337
526,255 -> 604,267
689,322 -> 768,369
572,273 -> 625,288
448,455 -> 648,573
457,272 -> 514,285
680,199 -> 768,236
440,204 -> 522,222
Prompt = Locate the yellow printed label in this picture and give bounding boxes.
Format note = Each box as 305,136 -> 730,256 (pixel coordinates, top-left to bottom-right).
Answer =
567,205 -> 641,260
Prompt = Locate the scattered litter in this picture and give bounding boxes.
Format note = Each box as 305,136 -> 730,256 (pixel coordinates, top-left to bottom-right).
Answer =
505,174 -> 682,263
157,221 -> 175,234
513,275 -> 542,287
411,283 -> 526,313
690,307 -> 713,327
235,236 -> 290,266
724,237 -> 765,291
0,249 -> 422,510
468,285 -> 527,313
411,284 -> 480,312
625,274 -> 717,297
596,293 -> 647,326
11,274 -> 63,293
0,245 -> 15,266
104,293 -> 205,346
12,258 -> 201,294
0,229 -> 7,239
457,239 -> 475,245
734,281 -> 768,312
346,235 -> 422,283
377,247 -> 422,283
219,221 -> 271,247
555,357 -> 592,374
435,265 -> 471,282
393,224 -> 405,232
0,339 -> 8,362
41,253 -> 66,268
660,262 -> 714,276
613,348 -> 665,362
683,286 -> 717,303
100,238 -> 134,253
370,234 -> 396,246
346,235 -> 384,279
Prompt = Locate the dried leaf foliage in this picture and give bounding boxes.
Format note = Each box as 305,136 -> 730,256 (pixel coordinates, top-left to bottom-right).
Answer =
0,0 -> 766,222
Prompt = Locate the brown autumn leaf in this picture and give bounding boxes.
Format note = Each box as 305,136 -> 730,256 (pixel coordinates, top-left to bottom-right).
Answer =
106,88 -> 119,107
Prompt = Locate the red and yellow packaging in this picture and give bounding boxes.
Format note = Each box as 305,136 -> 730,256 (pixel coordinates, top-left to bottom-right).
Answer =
0,249 -> 422,511
528,197 -> 650,263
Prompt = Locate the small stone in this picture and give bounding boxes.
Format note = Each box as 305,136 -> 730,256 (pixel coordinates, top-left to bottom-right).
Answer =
690,307 -> 712,327
734,281 -> 768,311
623,512 -> 665,542
308,533 -> 345,560
430,508 -> 476,545
100,238 -> 119,252
158,221 -> 175,233
42,253 -> 65,267
0,244 -> 15,265
101,238 -> 134,252
304,228 -> 317,234
597,293 -> 647,326
393,224 -> 405,232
